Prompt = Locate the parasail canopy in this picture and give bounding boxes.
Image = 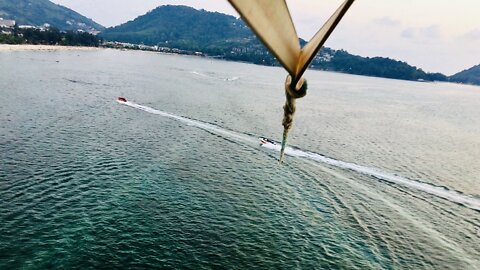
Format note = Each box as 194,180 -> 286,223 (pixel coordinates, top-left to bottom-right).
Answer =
228,0 -> 355,84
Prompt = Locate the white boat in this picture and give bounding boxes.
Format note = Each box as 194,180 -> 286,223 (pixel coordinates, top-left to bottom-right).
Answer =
259,137 -> 276,146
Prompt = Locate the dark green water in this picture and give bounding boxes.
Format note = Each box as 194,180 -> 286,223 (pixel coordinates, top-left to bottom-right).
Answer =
1,50 -> 479,269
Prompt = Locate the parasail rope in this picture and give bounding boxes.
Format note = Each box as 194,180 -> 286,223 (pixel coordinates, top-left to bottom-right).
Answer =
280,75 -> 307,162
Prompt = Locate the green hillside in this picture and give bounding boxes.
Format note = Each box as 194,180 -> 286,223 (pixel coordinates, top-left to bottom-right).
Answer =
449,65 -> 480,86
0,0 -> 103,32
312,49 -> 448,82
102,5 -> 259,50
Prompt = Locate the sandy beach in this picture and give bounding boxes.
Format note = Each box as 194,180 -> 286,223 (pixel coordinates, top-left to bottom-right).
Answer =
0,44 -> 104,52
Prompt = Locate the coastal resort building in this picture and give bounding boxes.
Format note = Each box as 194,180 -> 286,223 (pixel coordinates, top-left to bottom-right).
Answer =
0,18 -> 16,28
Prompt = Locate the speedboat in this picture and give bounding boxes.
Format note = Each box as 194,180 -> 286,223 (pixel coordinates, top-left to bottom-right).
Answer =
259,137 -> 276,145
117,97 -> 127,103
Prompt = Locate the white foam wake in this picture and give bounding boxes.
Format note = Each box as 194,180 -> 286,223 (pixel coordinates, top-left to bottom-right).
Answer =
120,101 -> 480,212
122,101 -> 255,145
190,71 -> 240,82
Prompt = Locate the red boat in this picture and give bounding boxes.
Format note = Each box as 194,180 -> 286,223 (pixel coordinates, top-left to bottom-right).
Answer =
117,97 -> 127,102
259,137 -> 276,145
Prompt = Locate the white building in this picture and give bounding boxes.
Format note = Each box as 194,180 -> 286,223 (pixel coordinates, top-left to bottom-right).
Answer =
0,18 -> 16,28
18,25 -> 35,29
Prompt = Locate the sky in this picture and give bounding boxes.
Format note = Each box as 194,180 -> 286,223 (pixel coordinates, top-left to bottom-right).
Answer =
50,0 -> 480,75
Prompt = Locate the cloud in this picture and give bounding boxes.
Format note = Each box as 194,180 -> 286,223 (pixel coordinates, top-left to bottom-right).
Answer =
371,16 -> 401,27
401,28 -> 415,39
419,25 -> 441,39
401,25 -> 442,39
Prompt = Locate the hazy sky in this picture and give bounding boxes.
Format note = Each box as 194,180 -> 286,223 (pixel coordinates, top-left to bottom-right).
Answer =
51,0 -> 480,75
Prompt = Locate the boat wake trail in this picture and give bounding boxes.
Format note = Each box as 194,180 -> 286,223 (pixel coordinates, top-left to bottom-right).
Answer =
121,101 -> 480,212
190,71 -> 240,81
122,101 -> 256,145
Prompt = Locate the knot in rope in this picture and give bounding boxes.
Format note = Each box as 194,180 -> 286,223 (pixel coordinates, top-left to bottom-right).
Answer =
285,75 -> 308,100
280,75 -> 307,162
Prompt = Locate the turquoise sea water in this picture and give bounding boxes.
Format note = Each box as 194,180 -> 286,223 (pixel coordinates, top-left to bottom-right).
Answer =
1,49 -> 479,269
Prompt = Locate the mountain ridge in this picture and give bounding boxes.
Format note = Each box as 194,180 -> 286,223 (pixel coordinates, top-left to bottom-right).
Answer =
102,5 -> 255,51
0,0 -> 103,32
450,65 -> 480,86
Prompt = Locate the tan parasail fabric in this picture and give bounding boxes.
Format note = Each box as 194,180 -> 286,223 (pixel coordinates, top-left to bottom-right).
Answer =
297,0 -> 355,80
227,0 -> 301,76
228,0 -> 355,83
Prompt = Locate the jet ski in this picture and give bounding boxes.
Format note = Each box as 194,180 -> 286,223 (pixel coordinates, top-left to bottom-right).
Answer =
117,97 -> 127,103
259,137 -> 276,145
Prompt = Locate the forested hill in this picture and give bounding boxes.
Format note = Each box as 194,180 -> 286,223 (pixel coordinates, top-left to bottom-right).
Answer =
449,65 -> 480,86
311,49 -> 449,82
102,5 -> 254,50
101,5 -> 278,68
0,0 -> 103,32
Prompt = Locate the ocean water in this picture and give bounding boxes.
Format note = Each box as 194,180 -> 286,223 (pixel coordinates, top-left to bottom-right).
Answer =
1,49 -> 479,269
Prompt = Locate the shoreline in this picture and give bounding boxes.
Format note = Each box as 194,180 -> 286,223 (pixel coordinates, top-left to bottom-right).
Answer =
1,44 -> 478,87
0,44 -> 104,52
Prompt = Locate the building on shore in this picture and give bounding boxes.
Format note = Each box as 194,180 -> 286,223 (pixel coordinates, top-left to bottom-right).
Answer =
0,18 -> 16,28
18,25 -> 35,29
